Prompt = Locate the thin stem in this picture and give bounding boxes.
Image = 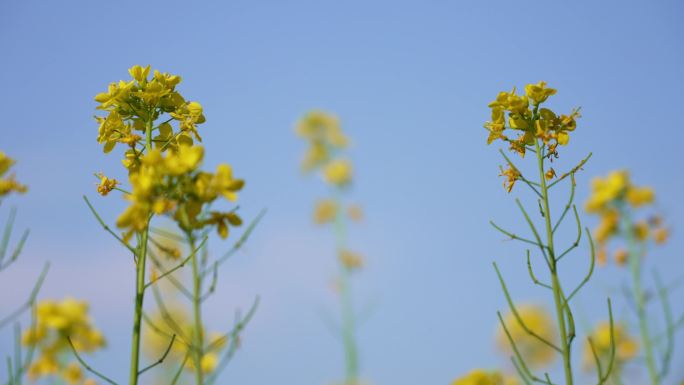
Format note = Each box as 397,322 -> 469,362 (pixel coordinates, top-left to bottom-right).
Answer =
68,337 -> 118,385
534,138 -> 573,385
188,233 -> 205,385
624,211 -> 660,385
137,335 -> 176,376
128,114 -> 154,385
653,270 -> 673,379
333,194 -> 359,383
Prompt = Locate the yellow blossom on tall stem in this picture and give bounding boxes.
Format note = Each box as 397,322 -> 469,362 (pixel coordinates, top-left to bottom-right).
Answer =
296,110 -> 366,385
485,81 -> 615,385
22,298 -> 104,385
585,170 -> 676,385
87,65 -> 255,385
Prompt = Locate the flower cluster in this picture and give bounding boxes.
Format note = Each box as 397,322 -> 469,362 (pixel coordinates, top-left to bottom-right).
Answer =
94,65 -> 244,240
585,170 -> 668,266
583,321 -> 638,374
94,65 -> 205,169
485,81 -> 579,157
296,111 -> 351,185
0,151 -> 27,196
144,306 -> 228,374
496,305 -> 557,368
116,145 -> 244,239
298,111 -> 365,272
452,369 -> 519,385
22,298 -> 105,384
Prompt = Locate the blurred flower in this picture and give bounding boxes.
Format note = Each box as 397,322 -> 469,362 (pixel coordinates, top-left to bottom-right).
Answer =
23,298 -> 105,384
585,170 -> 668,267
314,199 -> 338,225
496,304 -> 557,368
338,249 -> 364,271
584,321 -> 638,376
324,159 -> 352,187
451,369 -> 519,385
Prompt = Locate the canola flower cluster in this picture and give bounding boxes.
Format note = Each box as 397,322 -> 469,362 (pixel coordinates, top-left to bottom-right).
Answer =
496,305 -> 557,369
21,298 -> 105,385
95,65 -> 204,160
585,170 -> 668,266
93,65 -> 244,240
583,321 -> 639,375
484,82 -> 579,192
144,306 -> 228,374
298,111 -> 364,271
0,151 -> 27,197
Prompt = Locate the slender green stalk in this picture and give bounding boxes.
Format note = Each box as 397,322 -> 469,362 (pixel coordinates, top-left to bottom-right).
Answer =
533,138 -> 573,385
188,233 -> 205,385
333,195 -> 358,383
624,212 -> 660,385
128,116 -> 154,385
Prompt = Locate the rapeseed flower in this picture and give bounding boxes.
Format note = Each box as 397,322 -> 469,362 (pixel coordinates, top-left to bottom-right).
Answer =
451,369 -> 519,385
0,151 -> 27,196
496,304 -> 557,368
584,322 -> 638,376
585,170 -> 668,266
94,65 -> 204,162
485,82 -> 579,165
23,298 -> 105,385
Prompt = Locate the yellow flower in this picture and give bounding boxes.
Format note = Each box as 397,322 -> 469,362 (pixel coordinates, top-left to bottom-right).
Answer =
626,186 -> 654,207
499,165 -> 520,193
545,168 -> 556,180
525,81 -> 557,105
96,173 -> 119,196
584,321 -> 638,374
313,199 -> 338,224
347,204 -> 364,222
128,64 -> 151,83
633,220 -> 649,241
653,227 -> 669,244
165,145 -> 204,175
94,65 -> 204,158
593,209 -> 619,243
0,151 -> 28,196
62,362 -> 83,385
451,369 -> 519,385
585,170 -> 629,213
323,159 -> 352,186
339,249 -> 364,271
497,304 -> 557,368
24,298 -> 105,383
200,352 -> 219,373
210,164 -> 245,202
614,249 -> 628,266
205,211 -> 243,239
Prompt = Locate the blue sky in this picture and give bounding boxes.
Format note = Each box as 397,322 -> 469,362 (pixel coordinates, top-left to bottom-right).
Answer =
1,0 -> 683,384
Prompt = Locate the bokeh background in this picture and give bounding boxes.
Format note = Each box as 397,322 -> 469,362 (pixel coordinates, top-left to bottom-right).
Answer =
1,0 -> 683,384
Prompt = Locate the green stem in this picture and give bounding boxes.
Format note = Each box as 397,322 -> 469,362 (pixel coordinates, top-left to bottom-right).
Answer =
333,195 -> 358,383
128,115 -> 154,385
188,233 -> 205,385
624,213 -> 660,385
534,138 -> 573,385
129,227 -> 149,385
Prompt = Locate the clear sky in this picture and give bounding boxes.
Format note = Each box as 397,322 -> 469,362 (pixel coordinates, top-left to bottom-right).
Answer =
1,0 -> 683,384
